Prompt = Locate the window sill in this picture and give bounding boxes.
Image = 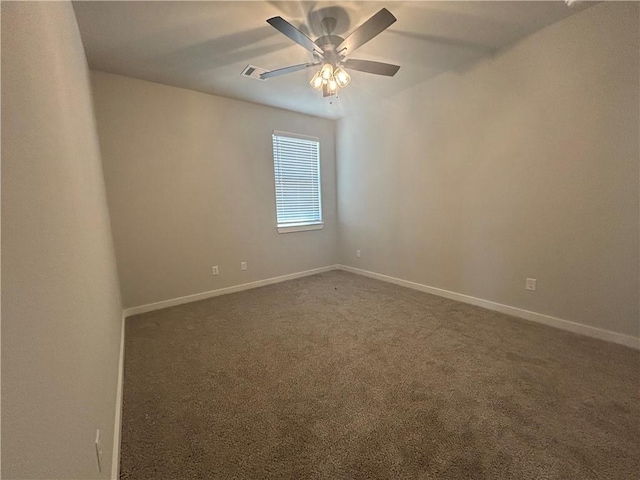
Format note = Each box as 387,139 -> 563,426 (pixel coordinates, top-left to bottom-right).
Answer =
277,223 -> 324,234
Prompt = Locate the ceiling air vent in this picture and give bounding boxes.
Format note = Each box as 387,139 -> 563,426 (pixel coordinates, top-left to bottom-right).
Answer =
241,65 -> 268,81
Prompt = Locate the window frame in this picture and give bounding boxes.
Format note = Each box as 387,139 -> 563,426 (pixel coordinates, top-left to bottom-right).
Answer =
272,130 -> 324,234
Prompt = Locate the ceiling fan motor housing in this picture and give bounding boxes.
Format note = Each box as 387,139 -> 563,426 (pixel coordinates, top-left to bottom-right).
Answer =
314,35 -> 344,66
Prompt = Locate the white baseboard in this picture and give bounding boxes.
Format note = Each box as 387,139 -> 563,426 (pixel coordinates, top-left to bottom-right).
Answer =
124,265 -> 340,317
122,262 -> 639,349
337,265 -> 640,350
111,313 -> 125,480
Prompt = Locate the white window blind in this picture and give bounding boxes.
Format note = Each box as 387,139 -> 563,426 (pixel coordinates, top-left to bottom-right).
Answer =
272,131 -> 322,231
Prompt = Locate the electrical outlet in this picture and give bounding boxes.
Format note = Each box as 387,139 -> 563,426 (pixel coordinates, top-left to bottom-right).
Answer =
356,249 -> 361,258
241,261 -> 247,271
526,278 -> 537,291
95,429 -> 103,473
211,266 -> 219,275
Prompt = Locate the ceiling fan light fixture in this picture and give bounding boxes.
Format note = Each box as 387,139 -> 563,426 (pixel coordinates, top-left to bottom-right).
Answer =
334,66 -> 351,88
310,71 -> 323,90
320,63 -> 334,80
264,8 -> 399,99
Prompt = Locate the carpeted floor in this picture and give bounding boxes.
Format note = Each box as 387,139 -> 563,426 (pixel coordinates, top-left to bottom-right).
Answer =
120,270 -> 639,479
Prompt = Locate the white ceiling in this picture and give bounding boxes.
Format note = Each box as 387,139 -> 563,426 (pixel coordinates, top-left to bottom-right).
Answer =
73,1 -> 593,119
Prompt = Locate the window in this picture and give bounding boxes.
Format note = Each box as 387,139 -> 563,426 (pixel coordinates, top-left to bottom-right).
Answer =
272,131 -> 323,233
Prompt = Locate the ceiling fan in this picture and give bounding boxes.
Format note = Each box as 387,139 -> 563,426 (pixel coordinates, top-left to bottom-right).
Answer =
259,8 -> 400,97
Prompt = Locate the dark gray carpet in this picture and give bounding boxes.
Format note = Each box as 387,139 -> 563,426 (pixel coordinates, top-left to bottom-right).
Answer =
120,270 -> 639,479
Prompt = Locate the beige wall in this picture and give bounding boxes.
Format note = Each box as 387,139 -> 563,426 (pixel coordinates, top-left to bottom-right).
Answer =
1,2 -> 123,479
90,72 -> 338,309
337,2 -> 639,338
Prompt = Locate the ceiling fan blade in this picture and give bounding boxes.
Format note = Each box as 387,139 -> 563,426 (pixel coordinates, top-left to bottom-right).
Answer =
337,8 -> 396,55
260,62 -> 319,79
267,17 -> 323,56
343,59 -> 400,77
